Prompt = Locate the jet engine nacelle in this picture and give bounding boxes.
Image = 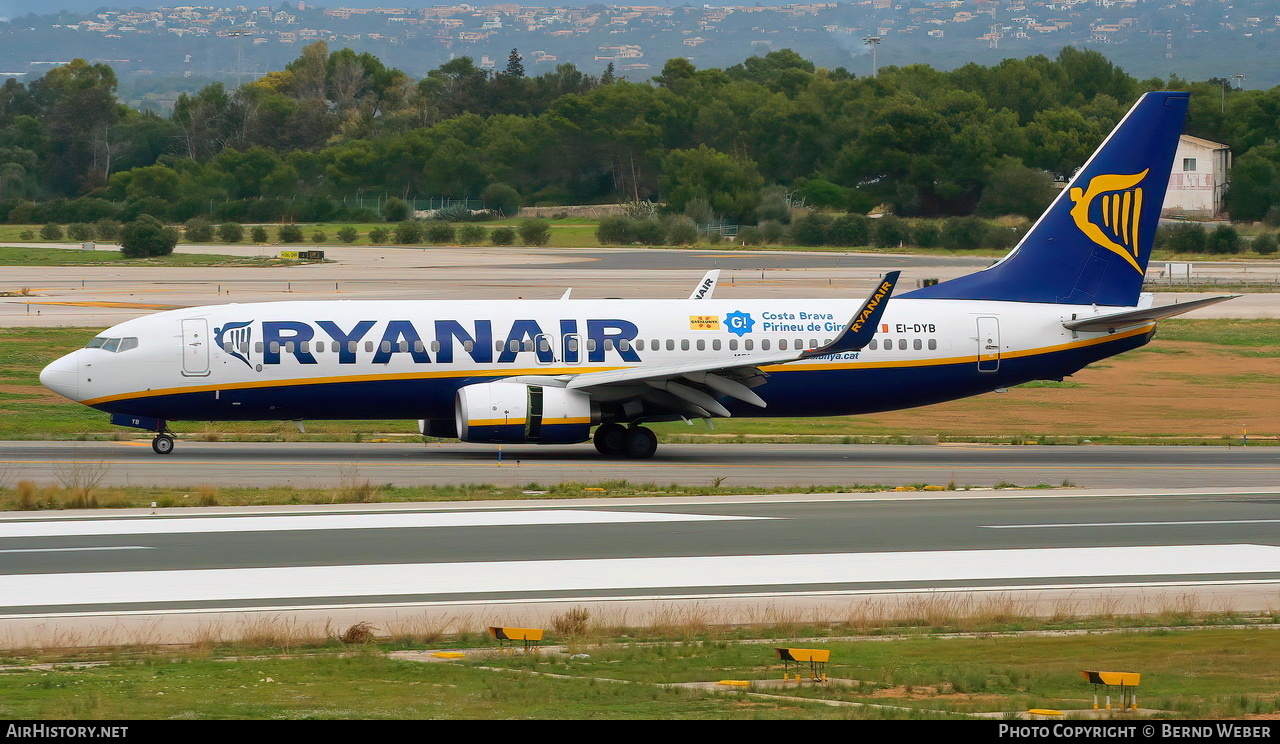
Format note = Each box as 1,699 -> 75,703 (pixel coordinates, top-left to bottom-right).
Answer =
455,381 -> 596,444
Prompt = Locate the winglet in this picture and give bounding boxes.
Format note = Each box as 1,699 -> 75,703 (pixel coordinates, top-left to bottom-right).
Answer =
801,271 -> 899,358
689,269 -> 720,300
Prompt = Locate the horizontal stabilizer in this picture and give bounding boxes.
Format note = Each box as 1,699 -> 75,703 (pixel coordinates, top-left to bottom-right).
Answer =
1063,295 -> 1239,332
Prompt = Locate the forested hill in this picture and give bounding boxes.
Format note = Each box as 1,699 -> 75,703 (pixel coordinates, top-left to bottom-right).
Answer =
2,44 -> 1280,225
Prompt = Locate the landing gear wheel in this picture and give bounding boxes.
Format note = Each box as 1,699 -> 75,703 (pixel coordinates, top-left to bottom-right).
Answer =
622,426 -> 658,459
593,423 -> 627,456
151,434 -> 175,455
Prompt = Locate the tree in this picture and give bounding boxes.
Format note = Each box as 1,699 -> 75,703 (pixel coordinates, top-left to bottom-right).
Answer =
184,217 -> 214,242
942,216 -> 987,250
789,213 -> 831,246
312,229 -> 327,243
67,223 -> 94,241
664,216 -> 698,245
504,49 -> 525,79
601,63 -> 616,85
120,215 -> 177,257
383,197 -> 410,222
518,218 -> 551,246
1207,224 -> 1241,254
250,226 -> 269,243
1155,223 -> 1206,254
872,214 -> 911,248
828,214 -> 870,247
337,226 -> 358,243
660,146 -> 764,222
596,217 -> 632,244
1253,233 -> 1278,255
481,183 -> 521,217
977,157 -> 1057,219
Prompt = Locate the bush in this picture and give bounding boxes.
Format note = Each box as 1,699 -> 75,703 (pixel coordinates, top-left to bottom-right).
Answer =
120,215 -> 178,258
982,225 -> 1021,251
756,185 -> 792,224
490,226 -> 516,246
8,201 -> 36,224
425,221 -> 455,244
367,227 -> 389,244
184,218 -> 214,243
19,230 -> 34,240
737,226 -> 764,245
596,216 -> 634,244
872,214 -> 911,248
790,213 -> 831,246
1155,222 -> 1207,254
759,219 -> 786,244
311,230 -> 327,243
218,222 -> 244,243
457,224 -> 486,245
94,219 -> 122,241
394,220 -> 423,244
481,183 -> 521,217
67,223 -> 95,242
828,214 -> 870,247
1252,232 -> 1278,255
913,221 -> 941,248
518,218 -> 551,246
632,218 -> 666,245
1206,224 -> 1241,254
337,226 -> 358,243
382,197 -> 410,222
278,224 -> 304,243
1265,206 -> 1280,227
40,223 -> 63,240
250,226 -> 269,243
664,215 -> 698,245
942,216 -> 987,250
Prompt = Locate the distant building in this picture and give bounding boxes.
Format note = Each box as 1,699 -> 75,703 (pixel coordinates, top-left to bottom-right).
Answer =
1162,135 -> 1230,217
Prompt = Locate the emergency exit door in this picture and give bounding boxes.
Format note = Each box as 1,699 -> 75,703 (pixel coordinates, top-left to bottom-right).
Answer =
976,317 -> 1000,372
182,318 -> 211,376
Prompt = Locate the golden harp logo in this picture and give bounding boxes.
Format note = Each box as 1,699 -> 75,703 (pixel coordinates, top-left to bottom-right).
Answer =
1068,169 -> 1149,273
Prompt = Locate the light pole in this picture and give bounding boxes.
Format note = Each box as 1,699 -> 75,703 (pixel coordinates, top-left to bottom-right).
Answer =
1222,74 -> 1244,114
863,35 -> 882,78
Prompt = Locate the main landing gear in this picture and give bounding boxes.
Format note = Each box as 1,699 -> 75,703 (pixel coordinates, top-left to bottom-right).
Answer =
151,433 -> 176,455
593,423 -> 658,459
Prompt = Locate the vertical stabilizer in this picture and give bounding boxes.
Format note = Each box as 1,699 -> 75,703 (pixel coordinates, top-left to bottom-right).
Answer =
903,91 -> 1190,307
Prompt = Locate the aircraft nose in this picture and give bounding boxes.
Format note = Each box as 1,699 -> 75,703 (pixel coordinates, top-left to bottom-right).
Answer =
39,352 -> 80,401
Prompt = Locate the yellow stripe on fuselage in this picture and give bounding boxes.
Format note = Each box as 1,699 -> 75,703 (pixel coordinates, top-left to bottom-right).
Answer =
81,323 -> 1154,407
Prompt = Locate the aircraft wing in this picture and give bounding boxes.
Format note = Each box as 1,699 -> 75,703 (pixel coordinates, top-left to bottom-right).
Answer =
563,273 -> 899,418
1062,295 -> 1238,332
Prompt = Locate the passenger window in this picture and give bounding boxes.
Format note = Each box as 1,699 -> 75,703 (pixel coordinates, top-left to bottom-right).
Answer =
618,339 -> 631,352
666,339 -> 675,351
779,339 -> 788,351
898,339 -> 908,350
538,337 -> 551,353
365,341 -> 374,352
587,339 -> 597,352
349,341 -> 358,353
495,340 -> 504,352
713,339 -> 722,351
119,337 -> 138,352
680,339 -> 689,351
913,339 -> 922,351
463,340 -> 474,352
869,339 -> 878,350
795,339 -> 803,350
256,342 -> 264,353
729,339 -> 738,350
567,338 -> 578,352
413,340 -> 424,353
521,340 -> 533,352
509,340 -> 520,352
810,339 -> 818,348
928,339 -> 937,350
269,341 -> 280,353
380,340 -> 391,353
429,340 -> 439,353
300,341 -> 310,353
696,339 -> 705,351
761,339 -> 770,351
604,339 -> 614,351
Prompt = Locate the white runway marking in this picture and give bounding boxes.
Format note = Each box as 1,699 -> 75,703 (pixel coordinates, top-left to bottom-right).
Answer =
985,519 -> 1280,529
0,546 -> 152,554
2,544 -> 1278,609
0,510 -> 768,539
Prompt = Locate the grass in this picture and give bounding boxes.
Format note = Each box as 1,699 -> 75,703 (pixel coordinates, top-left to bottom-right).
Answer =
2,607 -> 1278,719
0,245 -> 317,268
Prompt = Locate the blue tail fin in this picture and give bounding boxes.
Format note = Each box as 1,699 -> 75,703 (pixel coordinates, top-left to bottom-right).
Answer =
903,91 -> 1189,307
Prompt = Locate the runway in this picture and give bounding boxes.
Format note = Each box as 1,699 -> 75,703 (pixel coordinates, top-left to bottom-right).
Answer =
2,489 -> 1279,623
2,441 -> 1279,491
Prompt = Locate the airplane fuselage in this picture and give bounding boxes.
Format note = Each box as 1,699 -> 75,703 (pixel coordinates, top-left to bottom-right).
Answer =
45,297 -> 1154,424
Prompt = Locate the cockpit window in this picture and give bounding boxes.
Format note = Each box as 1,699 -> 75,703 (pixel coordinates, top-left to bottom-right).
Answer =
84,336 -> 138,353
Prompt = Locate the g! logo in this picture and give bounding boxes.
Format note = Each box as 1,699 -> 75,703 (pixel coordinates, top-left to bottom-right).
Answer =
724,310 -> 755,337
1068,169 -> 1149,273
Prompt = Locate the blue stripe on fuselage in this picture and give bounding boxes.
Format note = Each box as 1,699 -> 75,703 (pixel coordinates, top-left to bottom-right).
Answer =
90,331 -> 1151,423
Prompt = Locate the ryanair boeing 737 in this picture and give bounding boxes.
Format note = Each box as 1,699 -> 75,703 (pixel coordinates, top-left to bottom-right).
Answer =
40,92 -> 1234,458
